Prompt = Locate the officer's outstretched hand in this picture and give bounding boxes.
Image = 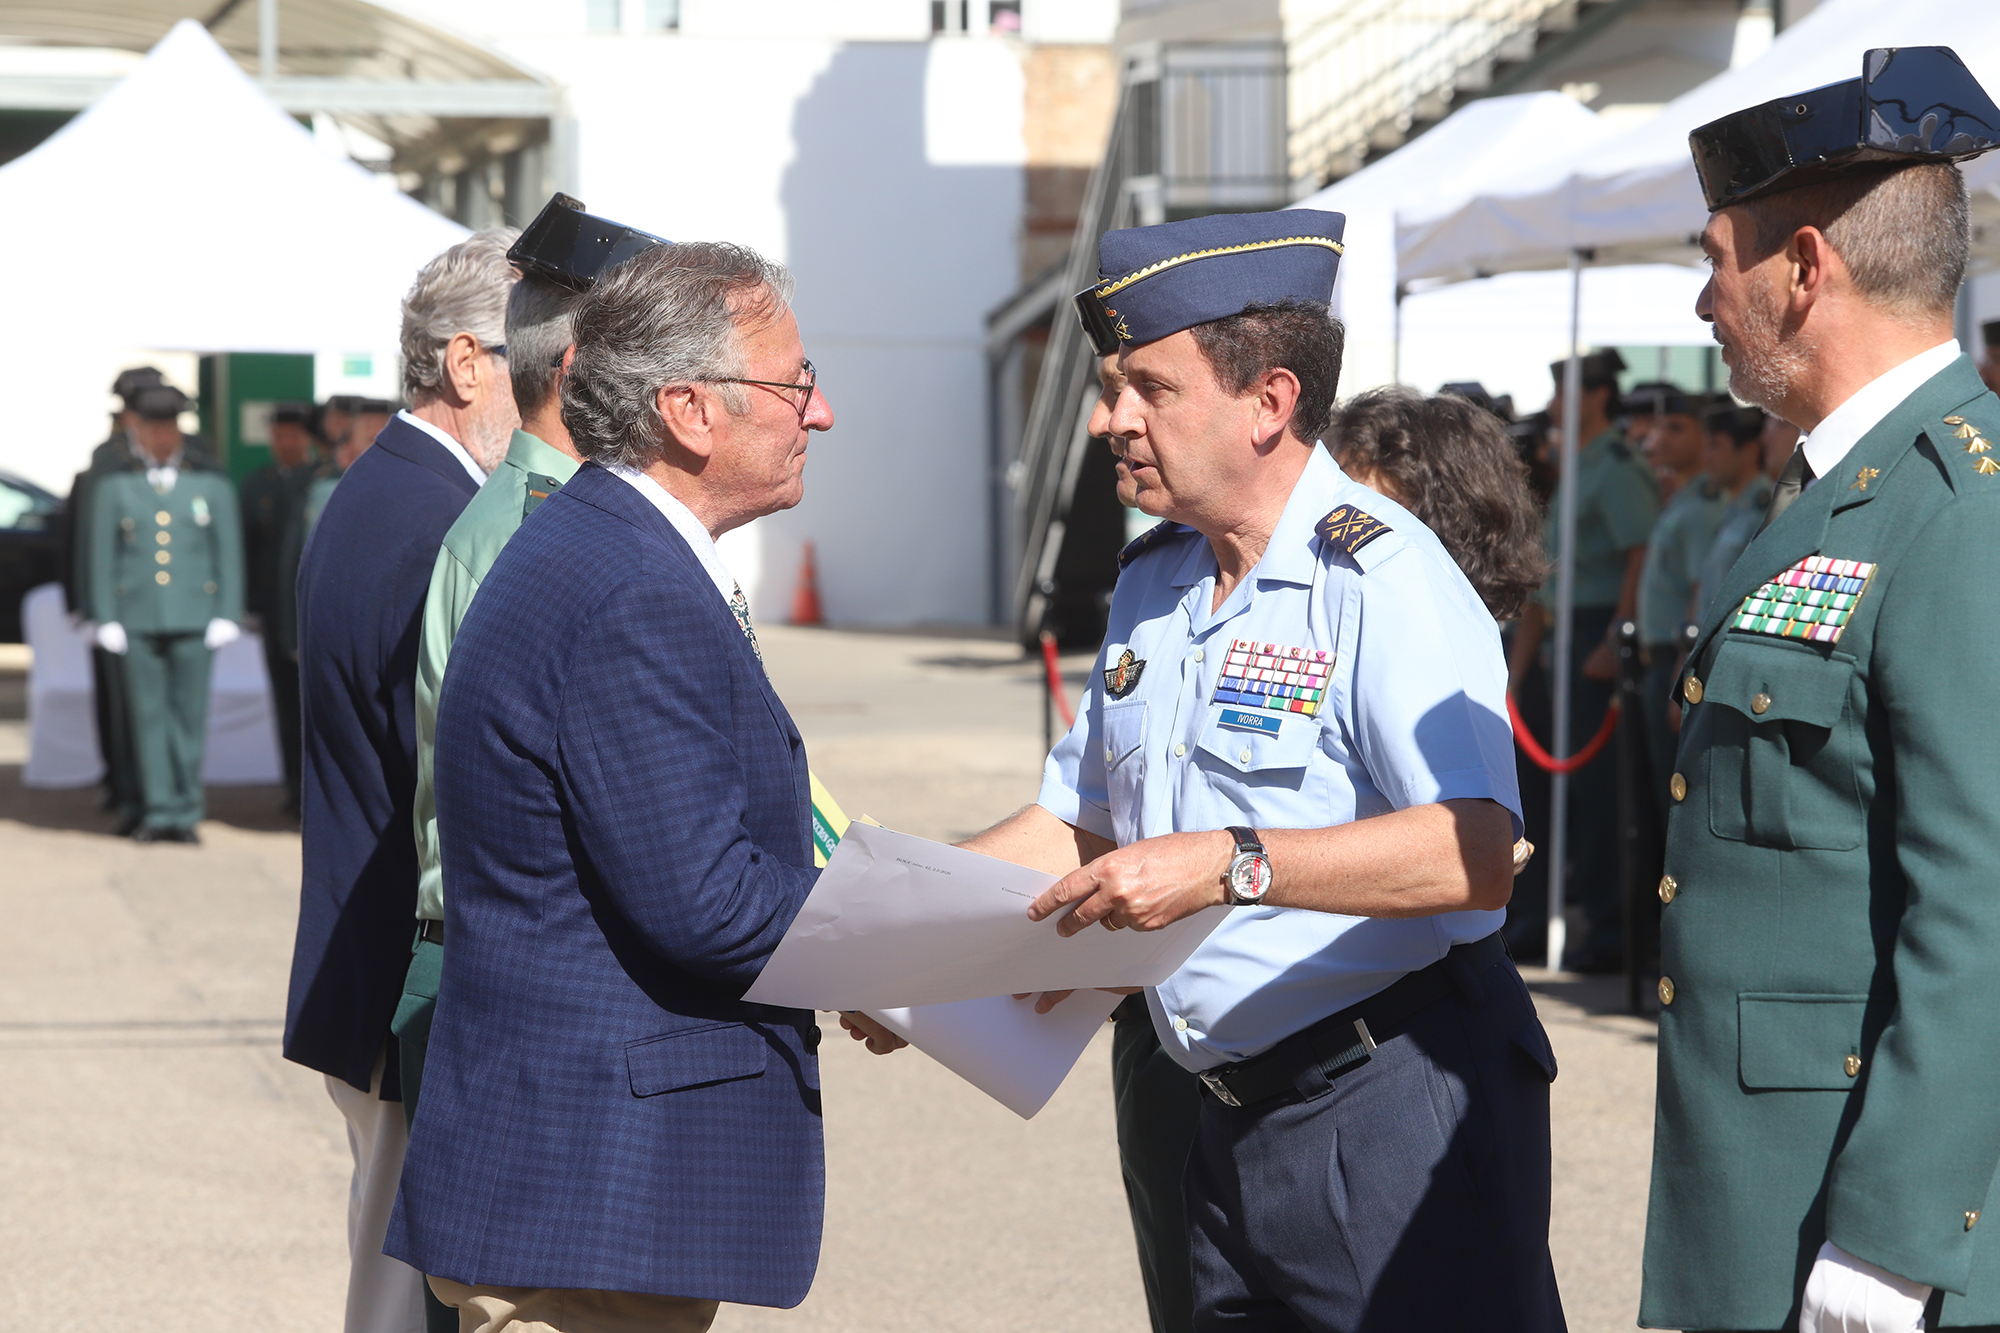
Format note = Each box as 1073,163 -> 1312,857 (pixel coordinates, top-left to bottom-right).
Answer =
204,618 -> 241,650
95,622 -> 128,656
1028,830 -> 1233,938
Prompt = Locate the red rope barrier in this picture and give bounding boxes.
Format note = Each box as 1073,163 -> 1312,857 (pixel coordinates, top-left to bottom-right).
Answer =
1508,692 -> 1620,774
1039,631 -> 1076,729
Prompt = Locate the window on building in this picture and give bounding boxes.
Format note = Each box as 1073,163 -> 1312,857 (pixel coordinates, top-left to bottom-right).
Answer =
586,0 -> 622,32
643,0 -> 680,30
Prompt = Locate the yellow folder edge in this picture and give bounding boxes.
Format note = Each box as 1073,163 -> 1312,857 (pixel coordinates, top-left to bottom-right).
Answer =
808,770 -> 850,868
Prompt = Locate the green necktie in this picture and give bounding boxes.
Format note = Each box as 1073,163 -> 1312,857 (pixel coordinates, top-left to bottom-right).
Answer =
1761,447 -> 1813,531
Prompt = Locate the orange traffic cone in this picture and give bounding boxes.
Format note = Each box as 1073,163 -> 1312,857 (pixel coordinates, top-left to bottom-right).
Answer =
789,541 -> 824,626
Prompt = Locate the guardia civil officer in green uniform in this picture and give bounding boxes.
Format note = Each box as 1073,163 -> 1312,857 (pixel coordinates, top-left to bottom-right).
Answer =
89,385 -> 245,843
1645,47 -> 2000,1333
1507,348 -> 1660,968
1636,391 -> 1724,819
239,401 -> 318,809
396,200 -> 668,1180
1690,402 -> 1776,624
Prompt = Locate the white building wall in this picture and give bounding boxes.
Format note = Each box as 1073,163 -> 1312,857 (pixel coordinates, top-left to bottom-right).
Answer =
402,1 -> 1034,626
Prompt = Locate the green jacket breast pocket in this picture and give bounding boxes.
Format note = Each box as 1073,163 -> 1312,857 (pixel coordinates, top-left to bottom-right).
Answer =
1703,641 -> 1864,851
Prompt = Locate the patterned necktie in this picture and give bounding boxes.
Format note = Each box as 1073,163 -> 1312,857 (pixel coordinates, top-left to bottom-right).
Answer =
729,582 -> 763,665
1761,447 -> 1814,532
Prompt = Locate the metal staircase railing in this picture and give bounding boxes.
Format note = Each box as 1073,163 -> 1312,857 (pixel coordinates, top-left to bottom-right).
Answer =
1286,0 -> 1577,188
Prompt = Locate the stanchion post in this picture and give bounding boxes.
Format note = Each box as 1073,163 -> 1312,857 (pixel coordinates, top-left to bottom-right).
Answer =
1614,618 -> 1649,1015
1548,249 -> 1586,971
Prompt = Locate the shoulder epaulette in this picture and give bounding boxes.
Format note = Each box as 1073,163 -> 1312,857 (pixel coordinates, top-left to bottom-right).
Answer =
1316,504 -> 1392,557
1118,521 -> 1197,569
1940,410 -> 2000,477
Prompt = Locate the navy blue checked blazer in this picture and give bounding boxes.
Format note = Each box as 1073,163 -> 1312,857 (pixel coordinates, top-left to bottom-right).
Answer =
284,416 -> 480,1096
386,463 -> 824,1306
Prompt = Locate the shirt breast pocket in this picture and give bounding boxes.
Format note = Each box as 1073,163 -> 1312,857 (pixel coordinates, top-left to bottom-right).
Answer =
1195,709 -> 1319,791
1702,641 -> 1862,851
1102,699 -> 1148,843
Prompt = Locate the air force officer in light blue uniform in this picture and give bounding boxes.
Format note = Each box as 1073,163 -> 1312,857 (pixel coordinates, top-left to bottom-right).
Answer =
967,210 -> 1563,1332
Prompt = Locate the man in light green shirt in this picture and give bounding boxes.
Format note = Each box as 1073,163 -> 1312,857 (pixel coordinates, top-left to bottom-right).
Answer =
393,272 -> 586,1151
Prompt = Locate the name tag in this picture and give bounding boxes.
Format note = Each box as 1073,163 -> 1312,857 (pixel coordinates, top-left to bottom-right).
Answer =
1217,708 -> 1283,736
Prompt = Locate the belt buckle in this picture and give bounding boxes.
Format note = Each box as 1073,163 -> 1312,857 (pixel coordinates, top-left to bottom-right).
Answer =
1198,1069 -> 1242,1107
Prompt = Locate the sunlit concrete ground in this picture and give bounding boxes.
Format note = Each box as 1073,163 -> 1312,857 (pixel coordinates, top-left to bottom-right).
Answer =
0,628 -> 1654,1332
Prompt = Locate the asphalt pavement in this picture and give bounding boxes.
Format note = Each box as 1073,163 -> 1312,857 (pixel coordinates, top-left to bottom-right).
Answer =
0,627 -> 1656,1332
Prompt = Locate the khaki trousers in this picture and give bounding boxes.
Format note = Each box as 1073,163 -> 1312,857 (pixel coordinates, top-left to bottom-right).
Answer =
427,1278 -> 718,1333
326,1051 -> 427,1333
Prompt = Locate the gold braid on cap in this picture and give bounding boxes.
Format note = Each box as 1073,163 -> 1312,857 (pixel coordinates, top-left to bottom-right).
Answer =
1093,235 -> 1346,299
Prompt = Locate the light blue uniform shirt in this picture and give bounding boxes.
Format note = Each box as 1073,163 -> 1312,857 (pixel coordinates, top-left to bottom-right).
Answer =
1037,447 -> 1522,1072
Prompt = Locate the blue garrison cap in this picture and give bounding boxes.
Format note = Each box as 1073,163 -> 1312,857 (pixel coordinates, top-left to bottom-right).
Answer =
1072,210 -> 1346,356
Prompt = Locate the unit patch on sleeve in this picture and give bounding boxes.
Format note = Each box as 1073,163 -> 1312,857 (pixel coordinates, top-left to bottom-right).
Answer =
1315,505 -> 1391,557
1733,555 -> 1876,644
1213,640 -> 1328,717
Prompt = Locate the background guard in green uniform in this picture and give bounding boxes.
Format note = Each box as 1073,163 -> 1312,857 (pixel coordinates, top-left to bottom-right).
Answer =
238,401 -> 318,812
1506,349 -> 1661,969
88,385 -> 244,843
1644,46 -> 2000,1333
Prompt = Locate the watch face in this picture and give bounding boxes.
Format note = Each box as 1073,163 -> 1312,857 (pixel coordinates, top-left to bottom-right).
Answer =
1229,853 -> 1271,901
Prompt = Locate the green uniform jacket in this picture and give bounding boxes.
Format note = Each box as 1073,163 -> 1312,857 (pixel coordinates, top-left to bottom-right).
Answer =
1534,427 -> 1661,611
412,429 -> 577,920
1642,357 -> 2000,1329
1638,476 -> 1724,646
88,470 -> 245,634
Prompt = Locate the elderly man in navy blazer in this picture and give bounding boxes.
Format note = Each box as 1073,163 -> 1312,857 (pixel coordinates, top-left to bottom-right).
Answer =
388,240 -> 898,1332
285,229 -> 521,1333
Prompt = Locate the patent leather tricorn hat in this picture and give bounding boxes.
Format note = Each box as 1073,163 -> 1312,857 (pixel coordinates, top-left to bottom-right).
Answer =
508,193 -> 670,291
1689,46 -> 2000,212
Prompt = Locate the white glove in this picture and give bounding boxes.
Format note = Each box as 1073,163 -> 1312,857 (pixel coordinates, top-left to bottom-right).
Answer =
95,621 -> 128,656
1800,1241 -> 1930,1333
204,618 -> 241,650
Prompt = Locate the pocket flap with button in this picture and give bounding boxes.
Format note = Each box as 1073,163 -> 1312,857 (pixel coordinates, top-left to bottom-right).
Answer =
1706,643 -> 1855,727
1738,992 -> 1869,1090
626,1022 -> 770,1097
1196,710 -> 1319,774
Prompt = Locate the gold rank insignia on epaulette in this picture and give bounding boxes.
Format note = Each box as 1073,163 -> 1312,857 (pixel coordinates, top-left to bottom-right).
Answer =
1943,415 -> 2000,474
1316,505 -> 1391,557
1118,520 -> 1193,569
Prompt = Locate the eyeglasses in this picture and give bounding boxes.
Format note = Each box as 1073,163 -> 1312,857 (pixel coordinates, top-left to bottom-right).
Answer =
712,359 -> 818,422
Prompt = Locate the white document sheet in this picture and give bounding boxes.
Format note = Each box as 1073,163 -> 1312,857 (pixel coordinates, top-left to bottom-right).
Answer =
862,989 -> 1124,1119
742,822 -> 1229,1010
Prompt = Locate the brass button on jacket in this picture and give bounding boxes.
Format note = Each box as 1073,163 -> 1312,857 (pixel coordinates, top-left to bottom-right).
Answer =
1684,675 -> 1704,705
1751,691 -> 1772,715
1658,874 -> 1678,904
1844,1054 -> 1862,1077
1670,773 -> 1687,802
1658,976 -> 1676,1006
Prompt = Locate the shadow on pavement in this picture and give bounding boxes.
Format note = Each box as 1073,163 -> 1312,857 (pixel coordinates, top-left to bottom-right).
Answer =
0,766 -> 296,837
1524,970 -> 1661,1025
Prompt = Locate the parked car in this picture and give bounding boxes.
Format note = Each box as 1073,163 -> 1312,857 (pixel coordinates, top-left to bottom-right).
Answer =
0,469 -> 63,643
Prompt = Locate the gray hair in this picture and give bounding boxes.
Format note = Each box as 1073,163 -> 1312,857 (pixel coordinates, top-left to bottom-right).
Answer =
506,274 -> 584,415
400,228 -> 521,403
560,241 -> 795,470
1745,162 -> 1969,320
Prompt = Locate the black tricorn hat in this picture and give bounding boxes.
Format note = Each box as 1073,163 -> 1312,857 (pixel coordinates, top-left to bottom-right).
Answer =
271,401 -> 311,425
1690,46 -> 2000,212
1550,349 -> 1626,391
509,193 -> 669,291
112,366 -> 165,405
131,384 -> 191,421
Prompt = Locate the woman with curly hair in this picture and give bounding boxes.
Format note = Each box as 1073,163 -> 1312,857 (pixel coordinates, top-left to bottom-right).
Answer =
1329,387 -> 1549,621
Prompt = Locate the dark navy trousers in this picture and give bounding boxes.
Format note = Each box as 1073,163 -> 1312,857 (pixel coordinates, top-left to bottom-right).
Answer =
1185,953 -> 1565,1332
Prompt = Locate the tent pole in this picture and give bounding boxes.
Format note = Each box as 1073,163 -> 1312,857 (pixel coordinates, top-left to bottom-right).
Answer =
1549,247 -> 1584,973
259,0 -> 278,79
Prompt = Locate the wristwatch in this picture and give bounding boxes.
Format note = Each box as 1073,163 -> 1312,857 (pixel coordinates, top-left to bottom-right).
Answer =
1222,826 -> 1272,906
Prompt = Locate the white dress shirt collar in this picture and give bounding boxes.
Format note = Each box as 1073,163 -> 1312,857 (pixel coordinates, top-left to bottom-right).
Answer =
396,409 -> 488,486
605,464 -> 738,607
1799,340 -> 1960,482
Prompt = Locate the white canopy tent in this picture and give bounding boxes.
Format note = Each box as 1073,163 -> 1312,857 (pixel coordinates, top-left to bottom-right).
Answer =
1397,0 -> 2000,282
1390,0 -> 2000,967
0,19 -> 468,492
1294,92 -> 1711,404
